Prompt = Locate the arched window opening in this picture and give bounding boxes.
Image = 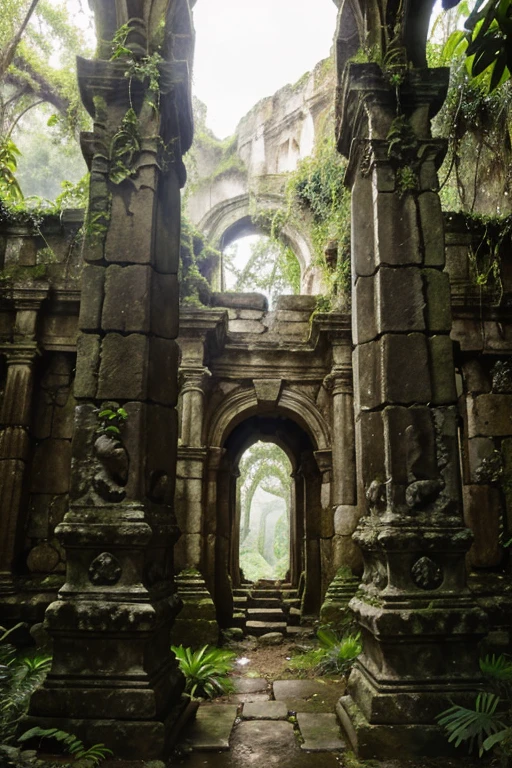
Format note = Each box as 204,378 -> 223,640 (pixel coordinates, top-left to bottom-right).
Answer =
223,234 -> 300,308
238,441 -> 292,583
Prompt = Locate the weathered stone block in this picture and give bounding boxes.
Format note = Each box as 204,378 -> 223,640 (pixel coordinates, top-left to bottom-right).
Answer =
462,359 -> 491,394
148,338 -> 179,405
419,160 -> 439,192
211,292 -> 268,311
466,437 -> 495,483
383,334 -> 431,404
352,173 -> 375,277
353,342 -> 380,411
356,335 -> 431,409
26,495 -> 51,538
146,404 -> 178,504
69,404 -> 96,501
30,440 -> 72,495
74,334 -> 100,399
419,192 -> 444,266
274,295 -> 317,311
79,265 -> 105,331
151,272 -> 179,339
375,193 -> 421,266
153,165 -> 181,275
102,265 -> 151,333
104,189 -> 154,264
467,394 -> 512,437
423,269 -> 452,332
228,319 -> 266,334
52,391 -> 76,439
97,334 -> 149,400
353,275 -> 376,344
356,411 -> 385,491
429,335 -> 457,405
376,267 -> 425,334
383,406 -> 436,485
334,505 -> 361,536
26,542 -> 60,573
463,485 -> 503,568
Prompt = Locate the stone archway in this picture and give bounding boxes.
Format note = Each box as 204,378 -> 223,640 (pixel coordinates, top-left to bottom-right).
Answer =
208,412 -> 329,627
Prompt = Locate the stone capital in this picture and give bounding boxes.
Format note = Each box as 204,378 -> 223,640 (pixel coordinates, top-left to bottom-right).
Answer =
179,366 -> 211,394
337,63 -> 449,160
0,343 -> 40,368
324,365 -> 353,395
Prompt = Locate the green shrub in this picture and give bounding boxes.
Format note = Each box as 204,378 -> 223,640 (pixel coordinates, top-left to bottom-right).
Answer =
437,653 -> 512,762
288,628 -> 362,677
171,645 -> 236,699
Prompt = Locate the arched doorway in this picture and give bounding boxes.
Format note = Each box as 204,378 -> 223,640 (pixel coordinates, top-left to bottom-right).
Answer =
238,441 -> 292,582
208,413 -> 328,627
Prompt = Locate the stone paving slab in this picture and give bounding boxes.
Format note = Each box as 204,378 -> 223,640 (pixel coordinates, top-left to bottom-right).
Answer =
242,701 -> 288,720
233,677 -> 268,693
181,704 -> 238,751
273,679 -> 345,713
297,712 -> 346,751
173,719 -> 344,768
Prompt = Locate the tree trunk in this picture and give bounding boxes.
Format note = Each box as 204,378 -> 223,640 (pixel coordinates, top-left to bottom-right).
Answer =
0,0 -> 41,80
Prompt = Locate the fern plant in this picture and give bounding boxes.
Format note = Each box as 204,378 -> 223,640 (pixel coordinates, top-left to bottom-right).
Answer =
288,628 -> 362,677
0,626 -> 52,745
18,727 -> 112,767
171,645 -> 236,699
437,653 -> 512,762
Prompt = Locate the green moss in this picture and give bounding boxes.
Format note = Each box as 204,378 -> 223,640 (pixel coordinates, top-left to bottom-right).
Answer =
0,263 -> 48,283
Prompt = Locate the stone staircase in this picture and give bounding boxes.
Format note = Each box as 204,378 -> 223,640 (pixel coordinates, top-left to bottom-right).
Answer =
233,580 -> 307,638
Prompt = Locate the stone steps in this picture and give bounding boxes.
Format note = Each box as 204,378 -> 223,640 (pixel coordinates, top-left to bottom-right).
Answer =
246,620 -> 288,637
247,607 -> 286,623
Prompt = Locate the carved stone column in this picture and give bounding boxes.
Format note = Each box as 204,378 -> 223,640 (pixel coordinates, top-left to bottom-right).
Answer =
28,3 -> 195,759
336,64 -> 487,757
0,285 -> 47,596
0,346 -> 40,594
179,366 -> 210,448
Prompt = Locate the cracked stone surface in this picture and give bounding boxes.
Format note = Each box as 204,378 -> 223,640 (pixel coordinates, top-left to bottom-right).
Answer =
242,701 -> 288,720
174,719 -> 344,768
297,712 -> 346,751
273,679 -> 345,713
181,704 -> 238,751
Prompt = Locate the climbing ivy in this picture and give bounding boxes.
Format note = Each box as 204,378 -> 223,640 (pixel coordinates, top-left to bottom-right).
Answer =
179,216 -> 220,306
273,122 -> 351,308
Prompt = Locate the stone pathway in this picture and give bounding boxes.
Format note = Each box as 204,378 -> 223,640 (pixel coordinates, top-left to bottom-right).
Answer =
172,677 -> 346,768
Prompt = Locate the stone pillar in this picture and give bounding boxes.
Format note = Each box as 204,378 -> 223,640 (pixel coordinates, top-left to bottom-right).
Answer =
289,471 -> 303,586
336,64 -> 487,757
180,366 -> 210,448
204,446 -> 224,600
301,452 -> 323,615
0,347 -> 39,594
0,286 -> 48,596
28,3 -> 194,759
325,331 -> 361,573
176,366 -> 210,571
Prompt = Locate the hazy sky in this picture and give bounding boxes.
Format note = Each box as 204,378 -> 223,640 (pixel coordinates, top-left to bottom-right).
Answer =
192,0 -> 338,138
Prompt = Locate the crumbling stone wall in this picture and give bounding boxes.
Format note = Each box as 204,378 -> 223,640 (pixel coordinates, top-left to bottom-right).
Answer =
185,59 -> 336,293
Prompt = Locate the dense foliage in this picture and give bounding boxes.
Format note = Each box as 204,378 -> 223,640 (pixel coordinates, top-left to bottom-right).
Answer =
239,442 -> 292,581
437,653 -> 512,763
171,645 -> 236,699
0,0 -> 92,201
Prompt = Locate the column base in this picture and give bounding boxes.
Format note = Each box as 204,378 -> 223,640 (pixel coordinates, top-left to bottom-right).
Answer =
23,697 -> 197,760
336,694 -> 458,759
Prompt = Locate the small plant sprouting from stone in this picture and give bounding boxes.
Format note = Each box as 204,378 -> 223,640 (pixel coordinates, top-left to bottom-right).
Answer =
475,450 -> 504,485
96,407 -> 128,440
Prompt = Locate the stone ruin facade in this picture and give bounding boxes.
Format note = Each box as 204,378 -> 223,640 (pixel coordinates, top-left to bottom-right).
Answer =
0,0 -> 511,760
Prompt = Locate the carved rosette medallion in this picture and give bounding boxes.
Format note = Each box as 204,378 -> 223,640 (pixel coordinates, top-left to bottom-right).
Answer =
88,552 -> 122,586
411,556 -> 443,591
